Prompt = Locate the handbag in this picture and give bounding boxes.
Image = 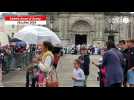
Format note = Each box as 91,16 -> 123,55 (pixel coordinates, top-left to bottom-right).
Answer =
100,66 -> 106,87
37,71 -> 47,87
46,68 -> 59,87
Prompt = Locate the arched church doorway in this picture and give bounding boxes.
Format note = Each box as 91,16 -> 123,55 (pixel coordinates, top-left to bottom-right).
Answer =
108,35 -> 115,42
75,34 -> 87,45
71,20 -> 91,45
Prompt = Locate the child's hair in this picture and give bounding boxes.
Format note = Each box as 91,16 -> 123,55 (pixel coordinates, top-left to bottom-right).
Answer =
74,59 -> 81,65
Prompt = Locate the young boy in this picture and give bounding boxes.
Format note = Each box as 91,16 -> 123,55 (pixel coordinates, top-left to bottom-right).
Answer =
72,59 -> 85,87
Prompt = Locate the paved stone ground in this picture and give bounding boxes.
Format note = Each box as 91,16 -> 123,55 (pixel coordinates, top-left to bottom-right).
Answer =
57,54 -> 101,87
3,70 -> 26,87
2,54 -> 101,87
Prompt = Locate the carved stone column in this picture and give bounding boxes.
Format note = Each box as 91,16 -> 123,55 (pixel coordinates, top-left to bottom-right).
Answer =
132,16 -> 134,39
130,15 -> 134,39
99,15 -> 105,40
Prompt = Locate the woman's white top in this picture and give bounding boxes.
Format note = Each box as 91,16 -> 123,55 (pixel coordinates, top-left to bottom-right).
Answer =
39,55 -> 52,73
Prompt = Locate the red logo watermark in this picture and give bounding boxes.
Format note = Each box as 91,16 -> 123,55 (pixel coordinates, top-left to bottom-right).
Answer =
4,16 -> 48,25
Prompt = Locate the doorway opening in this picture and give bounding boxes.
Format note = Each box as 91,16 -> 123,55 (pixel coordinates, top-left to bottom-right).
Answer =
75,34 -> 87,45
108,35 -> 115,42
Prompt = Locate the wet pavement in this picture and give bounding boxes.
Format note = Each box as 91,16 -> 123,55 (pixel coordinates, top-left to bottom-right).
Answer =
2,54 -> 101,87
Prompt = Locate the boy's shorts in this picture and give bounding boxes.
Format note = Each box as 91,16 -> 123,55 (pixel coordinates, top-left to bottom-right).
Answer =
127,70 -> 134,84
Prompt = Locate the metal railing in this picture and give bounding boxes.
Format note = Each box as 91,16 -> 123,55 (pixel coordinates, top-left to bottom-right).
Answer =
2,50 -> 35,74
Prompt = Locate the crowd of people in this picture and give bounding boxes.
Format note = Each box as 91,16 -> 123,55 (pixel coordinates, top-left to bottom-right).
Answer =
0,42 -> 36,71
0,40 -> 38,87
92,39 -> 134,87
118,40 -> 134,87
25,41 -> 91,87
63,45 -> 101,55
1,38 -> 134,87
71,39 -> 134,87
26,41 -> 61,87
0,39 -> 62,87
72,47 -> 90,87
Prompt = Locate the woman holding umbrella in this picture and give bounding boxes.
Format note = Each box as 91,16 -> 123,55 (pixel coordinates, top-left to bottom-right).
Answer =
14,26 -> 61,87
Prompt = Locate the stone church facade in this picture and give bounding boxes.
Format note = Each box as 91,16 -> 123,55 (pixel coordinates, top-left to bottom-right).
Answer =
30,12 -> 134,47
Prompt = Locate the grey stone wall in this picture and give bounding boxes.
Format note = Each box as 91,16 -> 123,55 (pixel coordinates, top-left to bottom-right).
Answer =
32,12 -> 134,47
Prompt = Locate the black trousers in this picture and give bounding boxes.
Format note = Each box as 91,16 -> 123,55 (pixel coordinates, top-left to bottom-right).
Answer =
26,72 -> 37,87
123,73 -> 127,87
109,83 -> 122,87
100,80 -> 105,87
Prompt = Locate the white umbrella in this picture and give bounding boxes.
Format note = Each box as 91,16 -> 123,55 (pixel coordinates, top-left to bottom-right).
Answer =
14,25 -> 61,47
0,32 -> 9,46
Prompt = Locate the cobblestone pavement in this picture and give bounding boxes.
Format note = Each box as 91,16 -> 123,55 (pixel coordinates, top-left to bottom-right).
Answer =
2,54 -> 102,87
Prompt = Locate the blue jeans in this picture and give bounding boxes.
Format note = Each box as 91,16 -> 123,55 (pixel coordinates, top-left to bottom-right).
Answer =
128,70 -> 134,85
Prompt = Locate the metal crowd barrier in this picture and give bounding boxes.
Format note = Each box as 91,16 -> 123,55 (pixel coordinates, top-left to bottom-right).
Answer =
3,50 -> 35,74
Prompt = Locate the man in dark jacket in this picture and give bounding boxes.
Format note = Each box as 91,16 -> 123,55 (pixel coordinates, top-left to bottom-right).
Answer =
127,40 -> 134,87
119,40 -> 129,87
79,48 -> 90,87
102,40 -> 124,87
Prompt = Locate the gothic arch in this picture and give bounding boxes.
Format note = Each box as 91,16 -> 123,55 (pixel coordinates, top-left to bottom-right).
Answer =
69,17 -> 94,32
71,20 -> 91,32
